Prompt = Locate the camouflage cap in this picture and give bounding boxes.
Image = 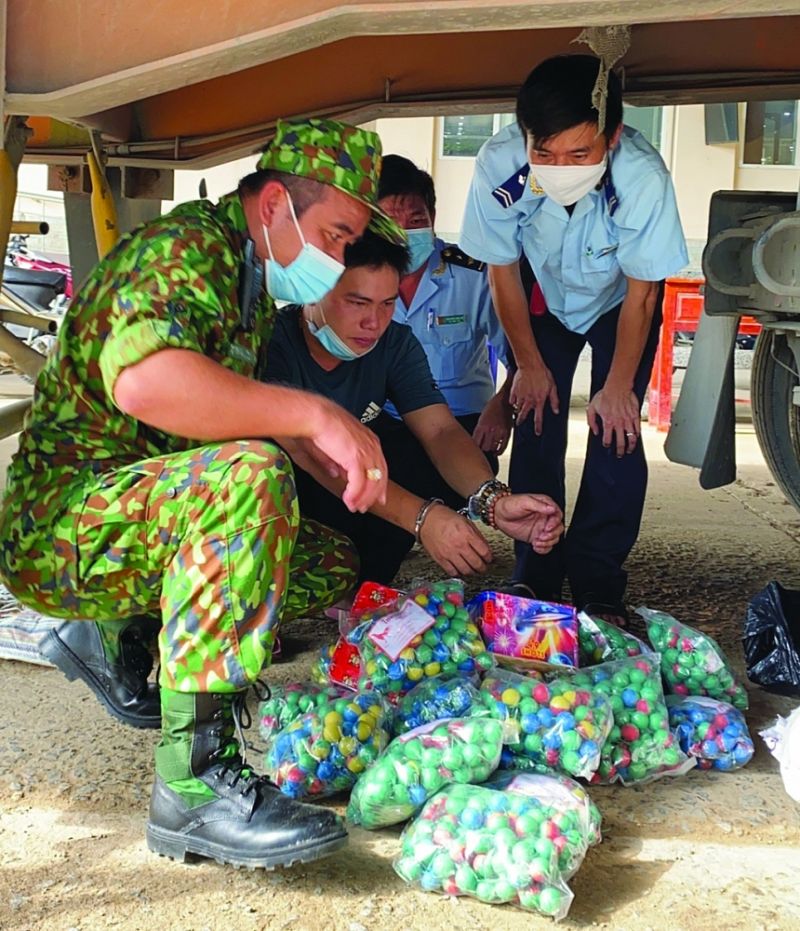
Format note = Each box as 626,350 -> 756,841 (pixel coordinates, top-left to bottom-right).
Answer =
257,118 -> 406,245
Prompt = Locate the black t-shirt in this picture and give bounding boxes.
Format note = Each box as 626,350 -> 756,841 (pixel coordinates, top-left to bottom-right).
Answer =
261,307 -> 445,426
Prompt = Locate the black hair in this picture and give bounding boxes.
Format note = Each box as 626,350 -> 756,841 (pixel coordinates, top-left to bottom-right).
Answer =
516,54 -> 623,145
238,167 -> 327,217
376,154 -> 436,215
343,229 -> 409,277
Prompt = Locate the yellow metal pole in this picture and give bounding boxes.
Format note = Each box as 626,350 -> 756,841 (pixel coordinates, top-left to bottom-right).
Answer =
0,148 -> 17,274
86,137 -> 119,259
1,116 -> 33,290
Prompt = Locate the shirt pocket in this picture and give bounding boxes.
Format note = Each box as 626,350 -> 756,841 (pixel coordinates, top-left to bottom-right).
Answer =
581,243 -> 619,274
578,243 -> 621,293
434,321 -> 482,382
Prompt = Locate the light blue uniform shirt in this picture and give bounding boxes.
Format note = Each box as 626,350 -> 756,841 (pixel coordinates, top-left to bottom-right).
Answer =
386,237 -> 507,418
459,123 -> 689,334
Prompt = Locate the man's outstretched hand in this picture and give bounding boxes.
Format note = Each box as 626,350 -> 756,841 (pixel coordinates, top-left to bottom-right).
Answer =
492,493 -> 563,554
305,398 -> 389,514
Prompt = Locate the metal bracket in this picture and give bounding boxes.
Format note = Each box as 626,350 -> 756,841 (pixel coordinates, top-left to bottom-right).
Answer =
120,166 -> 174,200
47,162 -> 174,200
2,115 -> 32,163
48,163 -> 91,194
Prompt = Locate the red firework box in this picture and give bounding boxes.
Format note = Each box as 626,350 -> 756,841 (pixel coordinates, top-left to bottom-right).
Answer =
467,591 -> 579,672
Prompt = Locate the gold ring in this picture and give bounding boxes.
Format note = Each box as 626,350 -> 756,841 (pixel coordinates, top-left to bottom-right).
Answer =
366,467 -> 383,481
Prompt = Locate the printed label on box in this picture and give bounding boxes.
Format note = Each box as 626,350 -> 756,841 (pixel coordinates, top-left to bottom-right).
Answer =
366,600 -> 435,661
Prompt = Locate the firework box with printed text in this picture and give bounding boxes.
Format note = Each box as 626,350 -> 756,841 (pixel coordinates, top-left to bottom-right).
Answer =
467,591 -> 579,674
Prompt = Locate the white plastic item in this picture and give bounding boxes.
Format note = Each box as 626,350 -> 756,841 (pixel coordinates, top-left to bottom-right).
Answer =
760,705 -> 800,802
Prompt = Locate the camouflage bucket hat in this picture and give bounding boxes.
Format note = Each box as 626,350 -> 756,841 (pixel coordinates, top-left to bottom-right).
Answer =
258,118 -> 406,245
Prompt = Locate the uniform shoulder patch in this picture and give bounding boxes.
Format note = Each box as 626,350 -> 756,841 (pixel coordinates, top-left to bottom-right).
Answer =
441,245 -> 486,272
491,164 -> 530,208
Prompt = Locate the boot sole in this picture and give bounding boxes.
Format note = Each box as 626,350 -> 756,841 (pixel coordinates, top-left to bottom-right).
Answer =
145,822 -> 348,869
39,629 -> 161,730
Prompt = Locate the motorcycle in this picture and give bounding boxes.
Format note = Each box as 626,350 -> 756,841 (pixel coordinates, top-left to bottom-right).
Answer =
2,235 -> 72,357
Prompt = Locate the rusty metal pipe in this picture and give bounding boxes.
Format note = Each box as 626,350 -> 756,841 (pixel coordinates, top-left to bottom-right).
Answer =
0,398 -> 32,440
10,220 -> 50,235
0,307 -> 58,333
0,324 -> 46,379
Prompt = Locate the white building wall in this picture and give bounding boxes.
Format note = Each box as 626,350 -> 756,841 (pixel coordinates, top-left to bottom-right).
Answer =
373,117 -> 435,173
667,105 -> 738,263
164,156 -> 256,211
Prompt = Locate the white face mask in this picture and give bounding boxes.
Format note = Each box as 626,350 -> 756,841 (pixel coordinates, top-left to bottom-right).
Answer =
530,156 -> 608,207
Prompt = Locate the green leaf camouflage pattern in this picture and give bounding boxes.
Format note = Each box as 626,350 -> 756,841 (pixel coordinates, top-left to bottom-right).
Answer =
0,193 -> 357,692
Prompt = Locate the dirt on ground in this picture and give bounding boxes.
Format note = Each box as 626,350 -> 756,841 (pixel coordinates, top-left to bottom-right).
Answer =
1,420 -> 800,931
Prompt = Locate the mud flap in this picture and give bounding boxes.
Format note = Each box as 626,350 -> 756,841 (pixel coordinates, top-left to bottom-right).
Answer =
664,310 -> 738,489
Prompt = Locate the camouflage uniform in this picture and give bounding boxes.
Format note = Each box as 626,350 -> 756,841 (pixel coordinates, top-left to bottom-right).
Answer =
0,192 -> 357,692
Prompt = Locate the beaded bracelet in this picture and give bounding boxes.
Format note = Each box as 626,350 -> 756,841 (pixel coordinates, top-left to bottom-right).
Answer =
486,488 -> 512,529
414,497 -> 444,544
466,478 -> 511,525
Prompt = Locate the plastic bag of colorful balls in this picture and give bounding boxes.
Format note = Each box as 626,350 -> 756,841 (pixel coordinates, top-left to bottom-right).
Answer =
392,673 -> 482,735
667,695 -> 755,771
578,610 -> 653,664
259,683 -> 392,798
315,579 -> 494,702
347,715 -> 507,829
393,775 -> 598,919
636,606 -> 749,710
474,667 -> 614,780
566,653 -> 695,784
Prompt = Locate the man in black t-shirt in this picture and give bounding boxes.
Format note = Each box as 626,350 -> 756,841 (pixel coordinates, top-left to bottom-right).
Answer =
262,232 -> 563,585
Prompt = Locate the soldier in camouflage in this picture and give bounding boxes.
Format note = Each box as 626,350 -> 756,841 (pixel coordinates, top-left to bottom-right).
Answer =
0,118 -> 404,869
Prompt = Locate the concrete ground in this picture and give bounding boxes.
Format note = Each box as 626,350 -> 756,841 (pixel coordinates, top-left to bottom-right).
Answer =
1,371 -> 800,931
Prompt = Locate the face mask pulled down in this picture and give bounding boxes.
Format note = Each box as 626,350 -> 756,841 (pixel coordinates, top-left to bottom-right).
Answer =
531,156 -> 607,207
263,192 -> 344,305
306,302 -> 378,362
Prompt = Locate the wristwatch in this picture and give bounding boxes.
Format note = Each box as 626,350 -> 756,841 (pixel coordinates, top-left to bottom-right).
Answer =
463,478 -> 511,527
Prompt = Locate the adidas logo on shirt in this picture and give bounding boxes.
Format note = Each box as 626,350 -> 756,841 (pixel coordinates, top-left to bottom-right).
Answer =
360,401 -> 382,424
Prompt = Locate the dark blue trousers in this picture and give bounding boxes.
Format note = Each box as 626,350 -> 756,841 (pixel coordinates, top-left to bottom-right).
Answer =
509,298 -> 662,606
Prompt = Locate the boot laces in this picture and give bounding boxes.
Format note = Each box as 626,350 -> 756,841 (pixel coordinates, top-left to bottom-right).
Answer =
211,692 -> 271,797
119,626 -> 154,680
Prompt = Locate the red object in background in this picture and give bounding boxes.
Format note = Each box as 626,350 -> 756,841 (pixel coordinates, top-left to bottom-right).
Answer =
6,236 -> 73,298
328,638 -> 363,688
648,277 -> 761,432
350,582 -> 403,619
530,281 -> 547,316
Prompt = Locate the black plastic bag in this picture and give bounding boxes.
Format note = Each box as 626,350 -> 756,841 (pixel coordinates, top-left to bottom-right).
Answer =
744,582 -> 800,695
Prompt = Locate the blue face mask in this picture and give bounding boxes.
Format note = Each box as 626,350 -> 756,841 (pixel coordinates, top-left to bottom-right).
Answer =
306,303 -> 377,362
263,192 -> 345,305
406,227 -> 435,273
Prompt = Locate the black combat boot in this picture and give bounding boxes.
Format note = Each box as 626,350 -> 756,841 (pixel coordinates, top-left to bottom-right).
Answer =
39,618 -> 160,728
146,689 -> 348,869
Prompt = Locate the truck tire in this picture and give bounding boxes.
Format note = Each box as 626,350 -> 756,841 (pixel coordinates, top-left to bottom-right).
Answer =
751,329 -> 800,511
